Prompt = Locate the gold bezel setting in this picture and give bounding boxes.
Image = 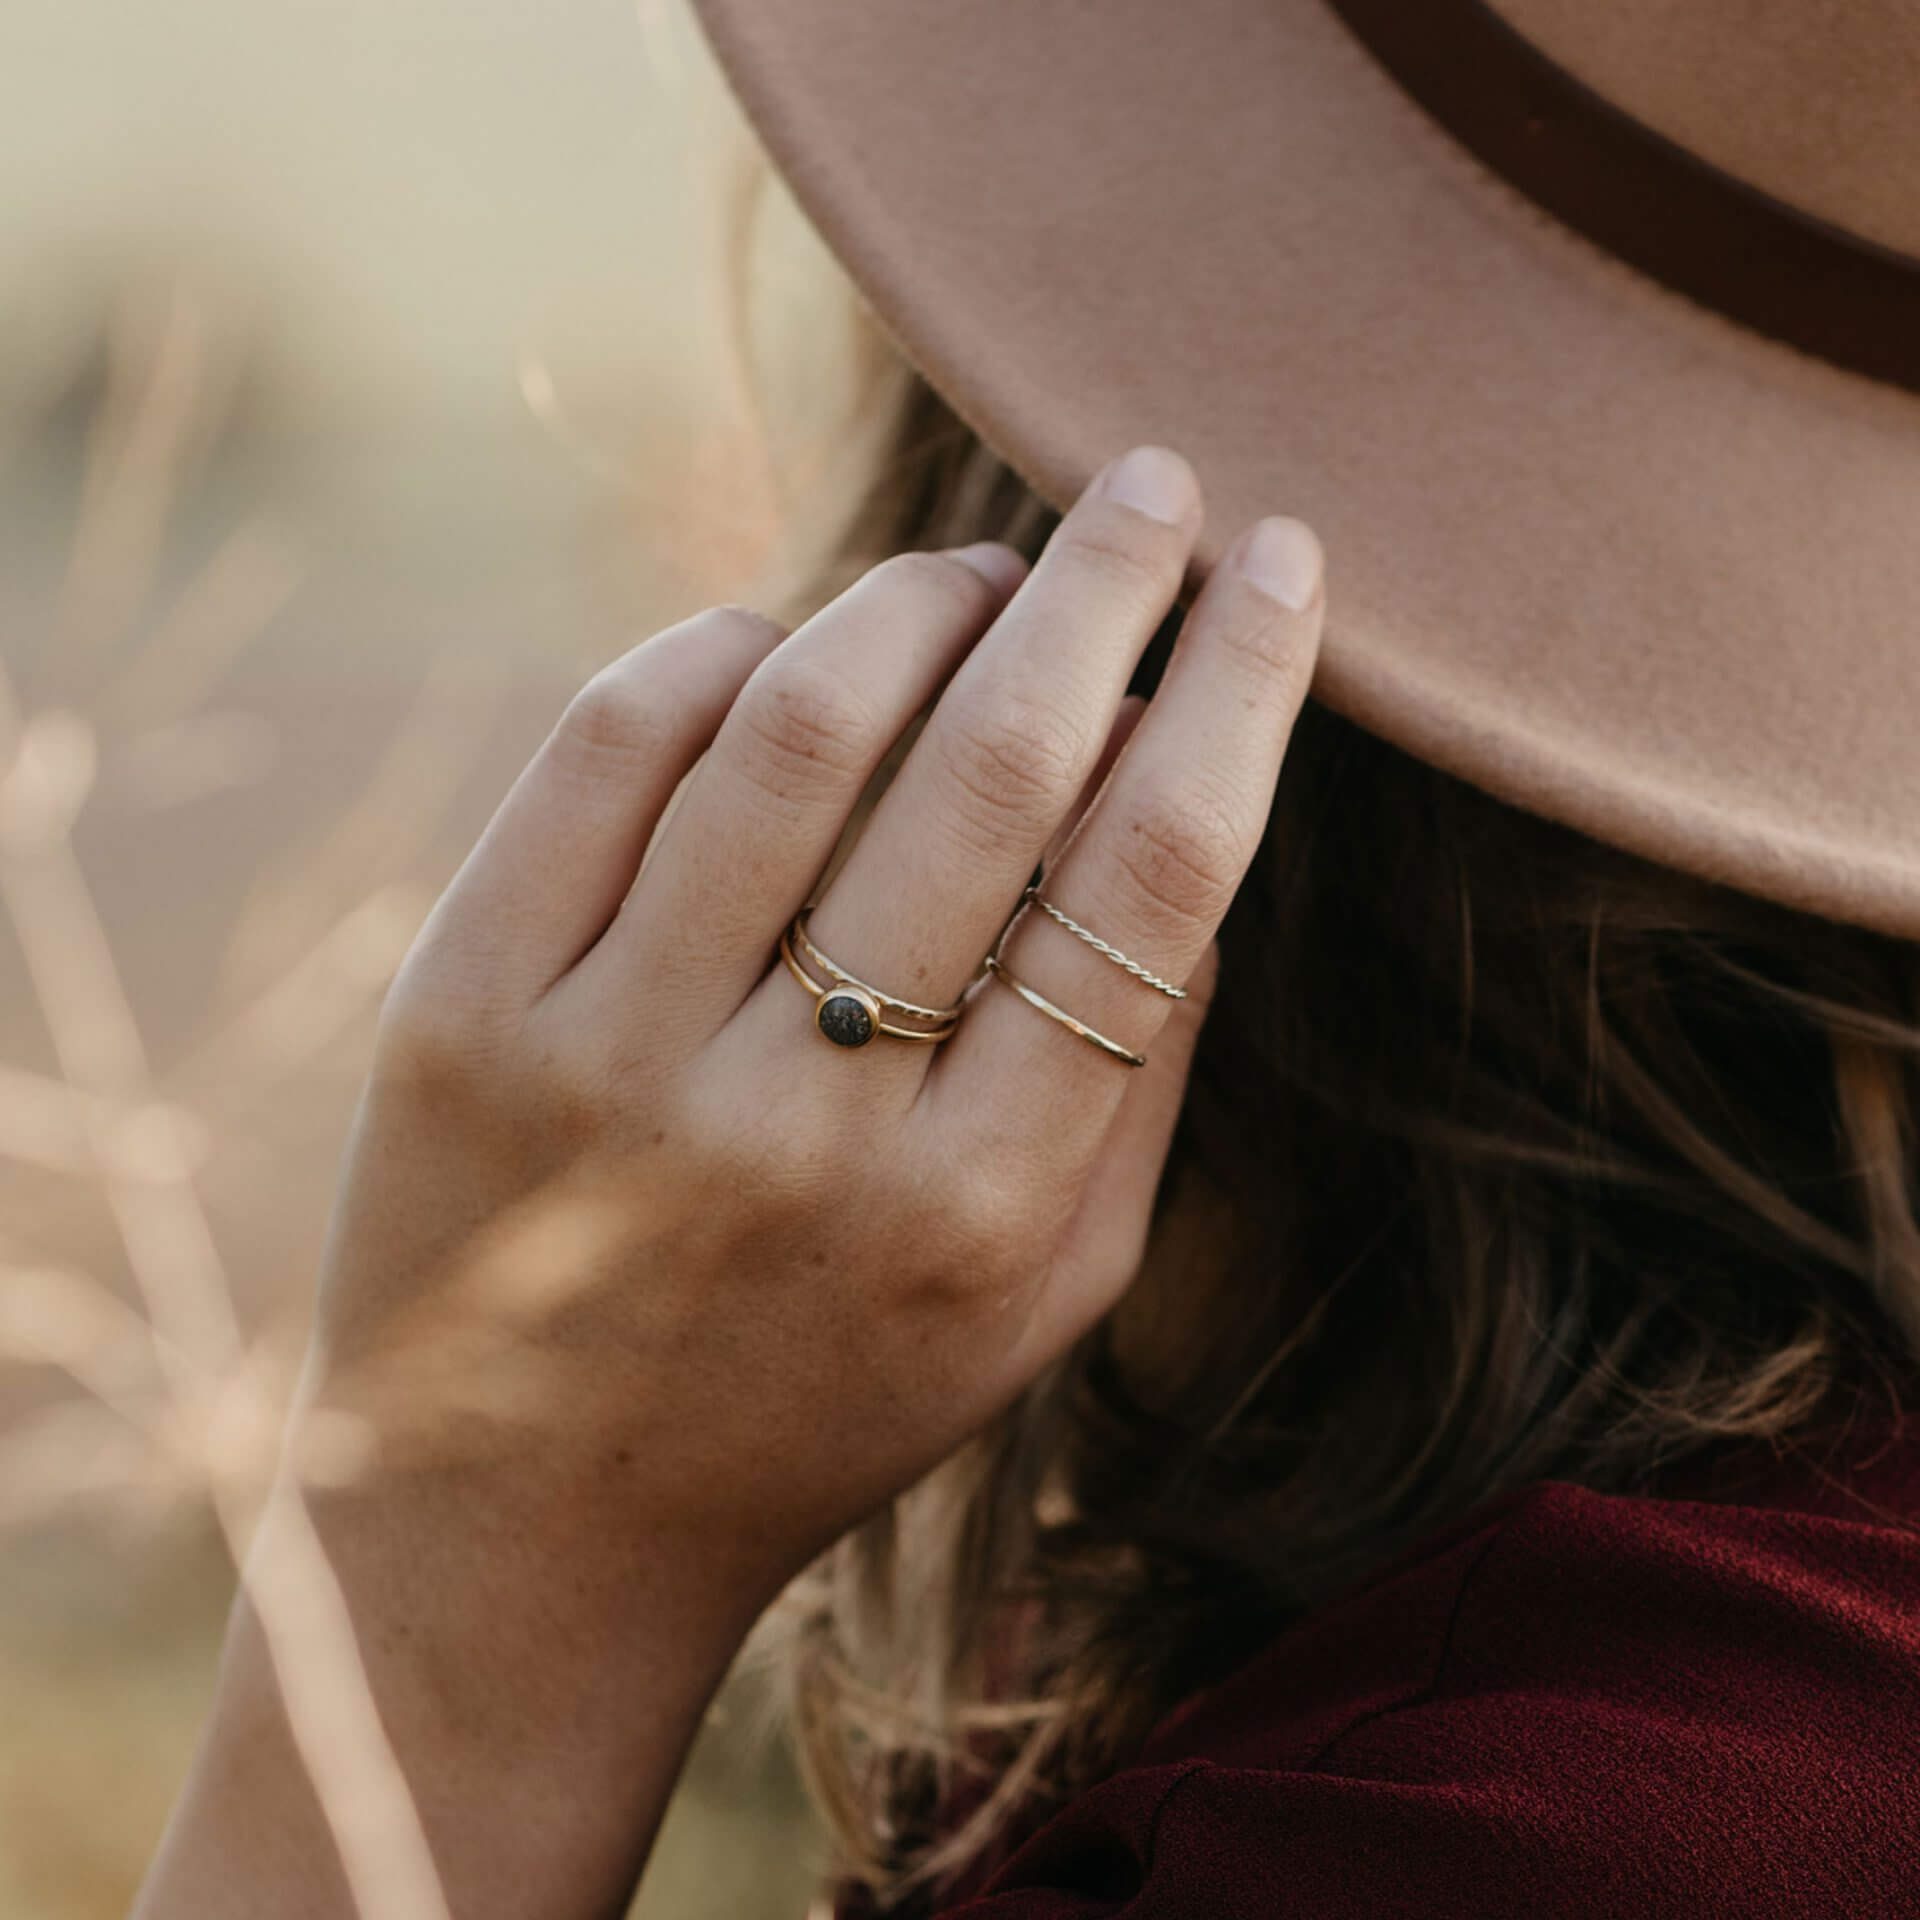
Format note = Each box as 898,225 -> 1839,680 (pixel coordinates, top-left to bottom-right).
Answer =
814,984 -> 883,1048
778,921 -> 961,1047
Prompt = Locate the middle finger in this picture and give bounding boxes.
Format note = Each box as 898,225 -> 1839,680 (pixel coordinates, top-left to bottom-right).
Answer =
762,445 -> 1204,1051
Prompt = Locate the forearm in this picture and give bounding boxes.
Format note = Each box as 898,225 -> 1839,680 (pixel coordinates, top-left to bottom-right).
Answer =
134,1458 -> 765,1920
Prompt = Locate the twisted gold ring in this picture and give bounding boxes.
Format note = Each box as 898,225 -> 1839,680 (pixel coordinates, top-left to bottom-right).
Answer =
1020,885 -> 1188,999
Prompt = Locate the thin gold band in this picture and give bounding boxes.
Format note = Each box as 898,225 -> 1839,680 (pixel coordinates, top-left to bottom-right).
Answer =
789,906 -> 968,1022
982,953 -> 1147,1068
779,928 -> 959,1043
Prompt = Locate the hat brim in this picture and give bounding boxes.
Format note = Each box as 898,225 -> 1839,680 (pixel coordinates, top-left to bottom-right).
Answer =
690,0 -> 1920,939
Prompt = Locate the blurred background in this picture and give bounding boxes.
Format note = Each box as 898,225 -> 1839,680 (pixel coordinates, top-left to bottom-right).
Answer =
0,3 -> 900,1912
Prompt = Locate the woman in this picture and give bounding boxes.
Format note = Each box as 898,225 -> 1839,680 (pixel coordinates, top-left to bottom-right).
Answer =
139,2 -> 1920,1915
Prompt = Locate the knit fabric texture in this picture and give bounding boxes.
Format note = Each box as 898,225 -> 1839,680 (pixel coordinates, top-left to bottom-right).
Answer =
838,1418 -> 1920,1917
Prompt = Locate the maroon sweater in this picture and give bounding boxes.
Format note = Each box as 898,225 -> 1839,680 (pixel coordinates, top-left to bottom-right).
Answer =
844,1416 -> 1920,1917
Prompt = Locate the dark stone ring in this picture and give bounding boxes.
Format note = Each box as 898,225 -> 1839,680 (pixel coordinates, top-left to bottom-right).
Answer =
777,917 -> 964,1050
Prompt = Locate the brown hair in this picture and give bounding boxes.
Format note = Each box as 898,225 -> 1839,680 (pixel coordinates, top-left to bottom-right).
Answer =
718,157 -> 1920,1916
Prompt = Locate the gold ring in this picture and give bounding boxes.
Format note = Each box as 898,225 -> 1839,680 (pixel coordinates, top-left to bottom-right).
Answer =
982,954 -> 1147,1068
1021,885 -> 1188,999
779,924 -> 960,1049
789,907 -> 969,1022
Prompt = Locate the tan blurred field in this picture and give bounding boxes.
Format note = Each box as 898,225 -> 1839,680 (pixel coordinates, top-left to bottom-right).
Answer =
0,3 -> 886,1912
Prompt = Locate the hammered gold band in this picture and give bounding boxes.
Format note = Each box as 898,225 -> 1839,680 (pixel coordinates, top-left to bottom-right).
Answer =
789,906 -> 969,1022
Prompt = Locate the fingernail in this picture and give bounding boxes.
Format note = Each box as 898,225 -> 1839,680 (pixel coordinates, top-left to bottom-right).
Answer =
1094,445 -> 1199,525
1235,516 -> 1323,611
949,541 -> 1028,591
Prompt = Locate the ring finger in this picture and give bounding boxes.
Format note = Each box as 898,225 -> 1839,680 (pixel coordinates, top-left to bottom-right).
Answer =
930,512 -> 1324,1172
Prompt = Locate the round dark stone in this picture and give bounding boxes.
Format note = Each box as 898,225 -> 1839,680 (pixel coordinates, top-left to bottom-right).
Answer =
817,990 -> 877,1048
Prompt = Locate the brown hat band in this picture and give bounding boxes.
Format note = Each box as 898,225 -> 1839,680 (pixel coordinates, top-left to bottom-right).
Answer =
1323,0 -> 1920,396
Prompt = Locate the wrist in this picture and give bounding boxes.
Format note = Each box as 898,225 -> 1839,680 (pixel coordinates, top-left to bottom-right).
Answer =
178,1459 -> 768,1919
285,1440 -> 769,1714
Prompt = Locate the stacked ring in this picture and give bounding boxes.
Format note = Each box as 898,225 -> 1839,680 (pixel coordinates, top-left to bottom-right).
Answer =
1019,885 -> 1188,998
982,880 -> 1185,1069
789,907 -> 974,1022
779,888 -> 1185,1068
778,912 -> 965,1049
982,952 -> 1148,1067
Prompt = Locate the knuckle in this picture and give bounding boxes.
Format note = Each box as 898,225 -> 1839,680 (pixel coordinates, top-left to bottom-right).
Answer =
1210,591 -> 1305,680
864,549 -> 995,621
906,1156 -> 1033,1291
553,669 -> 677,778
732,657 -> 879,799
1056,516 -> 1180,607
694,602 -> 788,647
1108,780 -> 1248,935
934,691 -> 1086,846
373,963 -> 506,1095
505,1037 -> 608,1157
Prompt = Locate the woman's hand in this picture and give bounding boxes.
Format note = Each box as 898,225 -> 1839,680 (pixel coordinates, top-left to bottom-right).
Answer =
327,443 -> 1320,1591
137,445 -> 1323,1919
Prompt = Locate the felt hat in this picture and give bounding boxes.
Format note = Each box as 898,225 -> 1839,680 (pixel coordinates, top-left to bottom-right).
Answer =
688,0 -> 1920,939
